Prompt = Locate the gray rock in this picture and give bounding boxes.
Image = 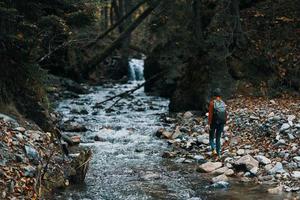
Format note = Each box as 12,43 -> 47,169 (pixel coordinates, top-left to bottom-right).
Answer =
175,158 -> 186,163
274,139 -> 286,146
254,155 -> 271,165
225,169 -> 235,176
193,155 -> 205,161
287,115 -> 296,122
293,156 -> 300,162
291,171 -> 300,179
268,162 -> 286,174
23,166 -> 36,177
280,123 -> 290,132
24,145 -> 39,163
234,155 -> 259,171
198,162 -> 222,173
183,111 -> 193,119
286,162 -> 298,169
250,167 -> 259,175
212,174 -> 228,183
211,181 -> 230,189
212,167 -> 229,175
288,133 -> 295,140
272,116 -> 281,122
237,149 -> 245,156
197,134 -> 209,145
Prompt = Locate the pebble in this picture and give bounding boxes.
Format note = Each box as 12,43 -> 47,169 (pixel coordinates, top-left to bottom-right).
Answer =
237,149 -> 245,156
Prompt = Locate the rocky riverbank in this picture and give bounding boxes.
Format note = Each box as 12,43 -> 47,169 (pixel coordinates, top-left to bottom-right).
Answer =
0,75 -> 93,199
157,97 -> 300,195
0,114 -> 91,199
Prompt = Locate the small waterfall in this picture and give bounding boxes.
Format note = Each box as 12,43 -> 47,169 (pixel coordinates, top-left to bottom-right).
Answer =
128,58 -> 144,81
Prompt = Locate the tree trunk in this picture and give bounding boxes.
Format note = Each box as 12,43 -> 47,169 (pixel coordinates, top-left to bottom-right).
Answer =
230,0 -> 246,48
192,0 -> 203,44
85,0 -> 147,48
84,1 -> 160,77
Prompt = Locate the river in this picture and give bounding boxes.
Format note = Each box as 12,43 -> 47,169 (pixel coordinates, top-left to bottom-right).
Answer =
54,60 -> 292,200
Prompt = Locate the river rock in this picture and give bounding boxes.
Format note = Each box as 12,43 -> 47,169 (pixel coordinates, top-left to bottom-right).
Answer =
268,185 -> 283,194
162,131 -> 173,139
23,165 -> 36,177
197,134 -> 209,145
291,171 -> 300,179
193,155 -> 205,161
212,174 -> 228,183
24,145 -> 39,163
250,166 -> 259,175
211,181 -> 230,189
198,162 -> 222,173
234,155 -> 259,171
237,149 -> 245,156
254,155 -> 271,165
61,121 -> 88,132
212,167 -> 229,175
225,169 -> 235,176
287,115 -> 296,122
183,111 -> 193,119
293,156 -> 300,162
268,162 -> 286,174
280,123 -> 290,132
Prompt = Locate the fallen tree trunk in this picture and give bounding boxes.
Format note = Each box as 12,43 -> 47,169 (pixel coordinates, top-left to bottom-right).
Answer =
84,1 -> 160,78
93,71 -> 164,108
85,0 -> 148,49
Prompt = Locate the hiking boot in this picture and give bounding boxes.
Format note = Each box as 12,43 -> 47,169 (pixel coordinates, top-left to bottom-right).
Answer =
212,149 -> 217,156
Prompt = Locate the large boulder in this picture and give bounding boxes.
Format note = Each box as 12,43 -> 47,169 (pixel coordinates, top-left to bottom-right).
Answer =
234,155 -> 259,171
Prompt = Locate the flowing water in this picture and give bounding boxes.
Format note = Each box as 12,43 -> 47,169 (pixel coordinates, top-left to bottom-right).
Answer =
54,60 -> 293,200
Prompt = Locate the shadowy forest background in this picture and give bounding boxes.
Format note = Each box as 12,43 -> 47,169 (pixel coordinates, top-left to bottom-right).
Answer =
0,0 -> 299,130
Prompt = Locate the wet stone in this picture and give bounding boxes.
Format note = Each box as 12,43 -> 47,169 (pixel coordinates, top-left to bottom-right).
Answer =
280,123 -> 290,132
268,162 -> 285,174
212,174 -> 228,183
291,171 -> 300,179
23,165 -> 36,177
198,162 -> 222,173
25,145 -> 39,163
254,155 -> 271,165
210,181 -> 230,189
234,155 -> 259,171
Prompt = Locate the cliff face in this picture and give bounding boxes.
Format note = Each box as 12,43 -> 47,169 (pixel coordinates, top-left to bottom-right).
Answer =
144,0 -> 300,112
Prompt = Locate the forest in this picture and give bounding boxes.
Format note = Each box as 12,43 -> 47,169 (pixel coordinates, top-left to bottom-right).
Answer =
0,0 -> 299,199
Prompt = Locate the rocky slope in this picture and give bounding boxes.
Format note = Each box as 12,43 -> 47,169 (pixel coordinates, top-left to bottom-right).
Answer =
156,97 -> 300,194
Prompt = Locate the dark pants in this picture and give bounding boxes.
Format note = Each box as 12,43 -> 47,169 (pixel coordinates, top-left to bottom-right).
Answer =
209,123 -> 224,156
